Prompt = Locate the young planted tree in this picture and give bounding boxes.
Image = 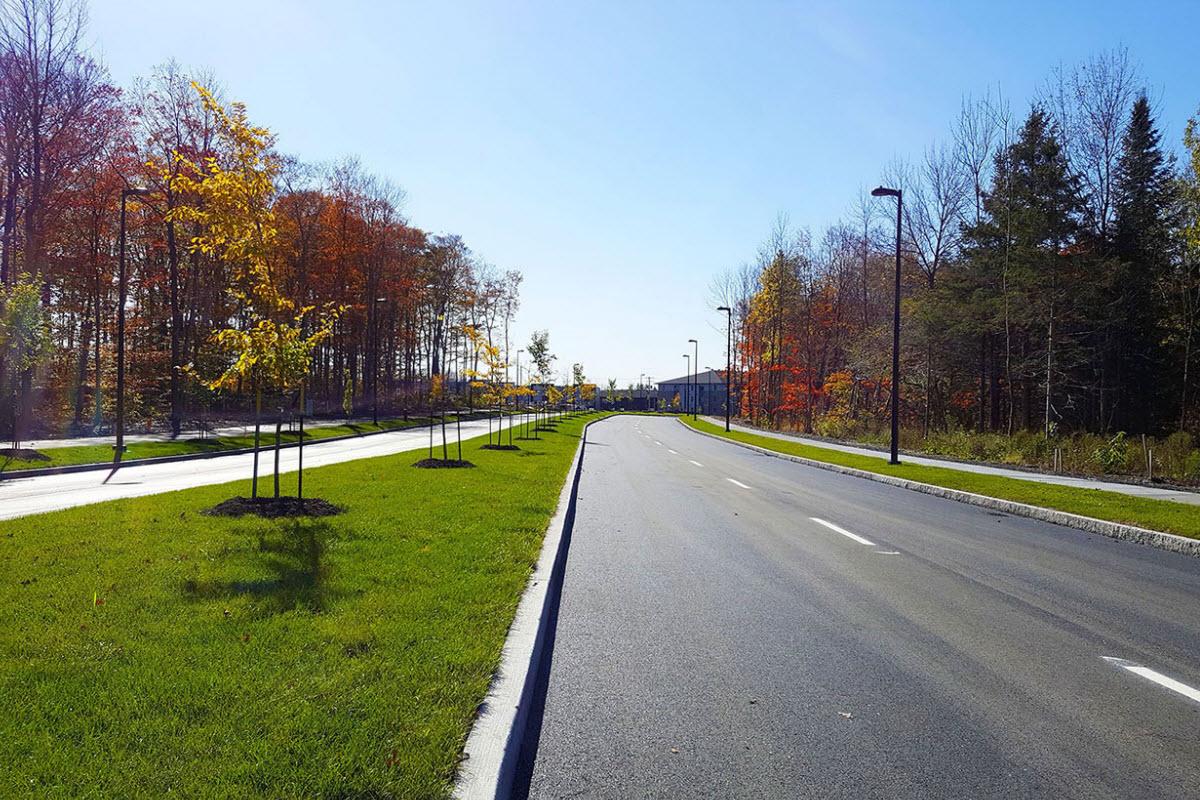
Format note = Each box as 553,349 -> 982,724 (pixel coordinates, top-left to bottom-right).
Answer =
527,329 -> 555,433
167,84 -> 338,508
463,324 -> 509,446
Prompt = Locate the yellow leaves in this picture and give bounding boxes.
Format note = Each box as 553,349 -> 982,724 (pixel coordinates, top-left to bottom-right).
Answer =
163,82 -> 343,402
205,305 -> 340,393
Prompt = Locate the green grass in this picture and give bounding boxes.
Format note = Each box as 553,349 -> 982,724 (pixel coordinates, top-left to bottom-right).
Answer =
682,417 -> 1200,541
0,412 -> 512,473
1,411 -> 605,798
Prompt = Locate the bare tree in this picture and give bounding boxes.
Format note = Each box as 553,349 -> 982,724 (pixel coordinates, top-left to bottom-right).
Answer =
1043,48 -> 1138,243
955,90 -> 1000,226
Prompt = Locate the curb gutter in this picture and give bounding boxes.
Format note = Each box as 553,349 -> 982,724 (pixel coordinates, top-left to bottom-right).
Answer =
453,414 -> 601,800
682,419 -> 1200,559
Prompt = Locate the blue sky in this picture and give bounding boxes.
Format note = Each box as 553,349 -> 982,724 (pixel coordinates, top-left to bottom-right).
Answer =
91,0 -> 1200,386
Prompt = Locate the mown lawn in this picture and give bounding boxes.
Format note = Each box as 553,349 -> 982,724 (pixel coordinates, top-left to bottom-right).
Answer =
682,417 -> 1200,541
1,411 -> 601,798
0,412 -> 511,473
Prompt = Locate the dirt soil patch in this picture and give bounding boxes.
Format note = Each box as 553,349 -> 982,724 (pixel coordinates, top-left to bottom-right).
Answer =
203,496 -> 344,518
413,458 -> 476,469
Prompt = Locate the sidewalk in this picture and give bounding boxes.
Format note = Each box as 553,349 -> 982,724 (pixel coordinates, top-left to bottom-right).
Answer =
706,417 -> 1200,507
22,412 -> 488,450
23,417 -> 370,450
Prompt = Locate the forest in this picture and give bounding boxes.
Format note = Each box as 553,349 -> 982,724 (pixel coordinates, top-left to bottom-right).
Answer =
713,50 -> 1200,480
0,0 -> 523,443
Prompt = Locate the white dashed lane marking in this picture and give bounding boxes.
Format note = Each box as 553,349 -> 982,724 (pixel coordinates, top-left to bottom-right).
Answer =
810,517 -> 875,546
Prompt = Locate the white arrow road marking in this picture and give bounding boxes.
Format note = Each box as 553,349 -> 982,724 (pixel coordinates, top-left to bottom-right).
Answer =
689,460 -> 704,467
726,478 -> 751,489
810,517 -> 875,546
1102,657 -> 1200,705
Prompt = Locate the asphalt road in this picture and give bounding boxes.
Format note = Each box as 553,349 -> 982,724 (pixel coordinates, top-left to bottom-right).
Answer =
0,415 -> 518,520
516,415 -> 1200,799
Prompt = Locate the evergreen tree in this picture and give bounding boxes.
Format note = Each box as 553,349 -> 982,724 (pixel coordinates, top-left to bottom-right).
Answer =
960,108 -> 1085,434
1110,94 -> 1176,431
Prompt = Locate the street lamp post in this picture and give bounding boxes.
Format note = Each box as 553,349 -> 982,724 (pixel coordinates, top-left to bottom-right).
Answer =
681,354 -> 689,413
872,185 -> 903,465
687,338 -> 698,419
112,186 -> 152,473
717,306 -> 732,431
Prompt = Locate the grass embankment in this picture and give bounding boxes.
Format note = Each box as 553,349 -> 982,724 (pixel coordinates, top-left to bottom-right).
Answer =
682,417 -> 1200,541
0,412 -> 506,474
1,411 -> 603,798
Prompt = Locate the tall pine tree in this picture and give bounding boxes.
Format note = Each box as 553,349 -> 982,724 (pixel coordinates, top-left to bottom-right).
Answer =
960,108 -> 1085,434
1110,94 -> 1176,431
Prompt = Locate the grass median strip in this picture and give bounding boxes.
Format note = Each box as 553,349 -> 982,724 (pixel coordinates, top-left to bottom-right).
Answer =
1,411 -> 602,798
682,417 -> 1200,541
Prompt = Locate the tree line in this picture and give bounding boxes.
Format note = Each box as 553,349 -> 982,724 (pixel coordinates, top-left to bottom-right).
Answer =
714,49 -> 1200,440
0,0 -> 522,443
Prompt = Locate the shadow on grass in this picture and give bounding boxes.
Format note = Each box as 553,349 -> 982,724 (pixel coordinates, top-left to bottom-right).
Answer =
184,520 -> 340,615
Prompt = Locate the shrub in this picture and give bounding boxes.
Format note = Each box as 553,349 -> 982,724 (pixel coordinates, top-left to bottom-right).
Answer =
1092,432 -> 1128,474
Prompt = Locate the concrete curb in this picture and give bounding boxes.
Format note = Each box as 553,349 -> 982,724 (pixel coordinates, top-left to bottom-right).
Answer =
0,412 -> 511,481
681,419 -> 1200,559
453,414 -> 602,800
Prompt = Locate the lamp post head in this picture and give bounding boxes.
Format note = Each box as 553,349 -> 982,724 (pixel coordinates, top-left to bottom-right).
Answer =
687,338 -> 697,344
717,305 -> 731,313
871,185 -> 901,198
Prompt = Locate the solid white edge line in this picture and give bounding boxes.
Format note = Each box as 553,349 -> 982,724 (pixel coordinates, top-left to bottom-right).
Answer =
1102,657 -> 1200,705
726,478 -> 751,489
810,517 -> 875,546
689,460 -> 704,467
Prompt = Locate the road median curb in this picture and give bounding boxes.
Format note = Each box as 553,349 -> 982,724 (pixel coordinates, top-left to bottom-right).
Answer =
453,414 -> 603,800
681,419 -> 1200,559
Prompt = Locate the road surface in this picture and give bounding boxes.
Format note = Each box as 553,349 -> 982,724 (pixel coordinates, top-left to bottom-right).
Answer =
517,415 -> 1200,799
0,415 -> 518,520
713,416 -> 1200,506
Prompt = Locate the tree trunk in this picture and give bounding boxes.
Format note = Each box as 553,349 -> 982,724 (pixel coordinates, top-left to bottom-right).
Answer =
273,413 -> 282,500
165,220 -> 183,437
252,386 -> 261,499
1045,307 -> 1054,438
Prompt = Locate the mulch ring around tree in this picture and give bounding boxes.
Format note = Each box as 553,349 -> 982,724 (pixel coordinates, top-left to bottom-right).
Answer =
0,448 -> 49,461
203,496 -> 344,518
413,458 -> 476,469
479,444 -> 520,451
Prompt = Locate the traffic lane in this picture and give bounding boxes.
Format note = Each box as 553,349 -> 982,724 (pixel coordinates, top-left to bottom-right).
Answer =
523,416 -> 1078,798
520,415 -> 1200,798
653,416 -> 1200,764
0,416 -> 517,520
654,417 -> 1200,679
